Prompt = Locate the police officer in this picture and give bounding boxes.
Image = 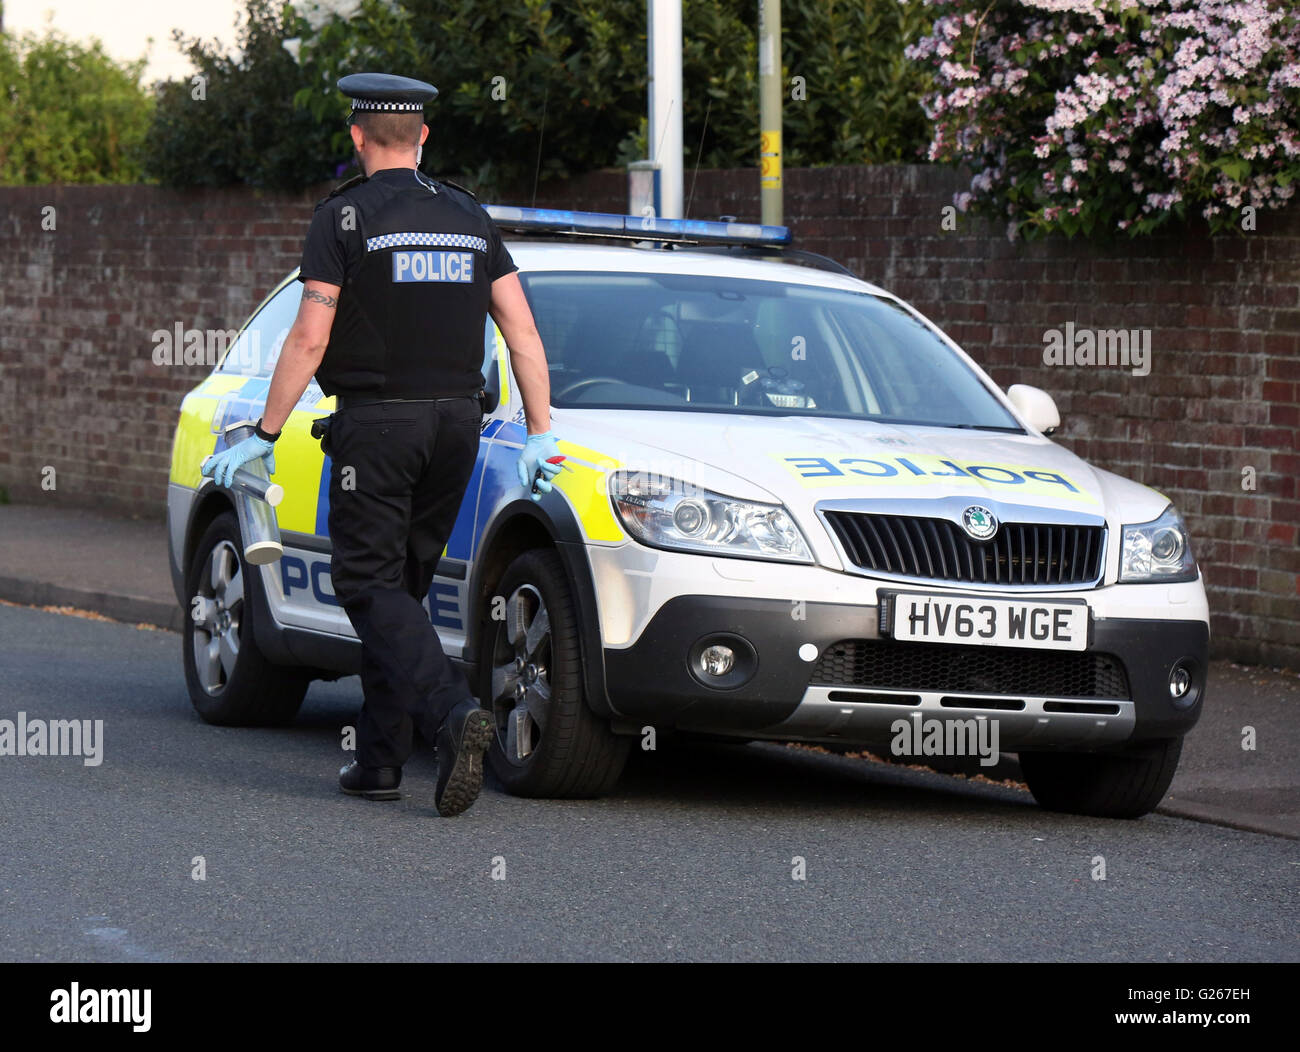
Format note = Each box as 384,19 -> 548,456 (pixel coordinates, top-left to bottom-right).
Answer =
202,73 -> 563,817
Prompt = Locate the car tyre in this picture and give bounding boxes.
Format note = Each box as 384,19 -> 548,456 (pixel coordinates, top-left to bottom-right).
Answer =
183,511 -> 308,726
479,549 -> 629,797
1019,737 -> 1183,819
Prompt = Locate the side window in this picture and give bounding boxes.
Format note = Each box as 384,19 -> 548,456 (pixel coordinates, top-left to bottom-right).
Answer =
482,319 -> 496,379
219,280 -> 303,377
481,318 -> 513,415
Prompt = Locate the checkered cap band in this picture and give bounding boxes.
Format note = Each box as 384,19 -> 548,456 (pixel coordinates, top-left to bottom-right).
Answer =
366,232 -> 489,253
350,98 -> 425,112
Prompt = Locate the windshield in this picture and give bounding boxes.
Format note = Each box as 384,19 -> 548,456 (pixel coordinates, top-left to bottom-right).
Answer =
518,271 -> 1021,431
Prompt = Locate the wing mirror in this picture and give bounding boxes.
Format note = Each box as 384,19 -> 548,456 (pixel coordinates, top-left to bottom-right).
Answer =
1007,384 -> 1060,436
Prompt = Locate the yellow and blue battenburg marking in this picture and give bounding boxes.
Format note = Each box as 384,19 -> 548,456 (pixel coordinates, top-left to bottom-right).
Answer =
170,374 -> 335,536
458,416 -> 627,548
170,349 -> 630,636
549,439 -> 625,542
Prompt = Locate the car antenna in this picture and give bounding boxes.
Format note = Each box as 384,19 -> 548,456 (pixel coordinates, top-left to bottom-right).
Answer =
531,83 -> 549,209
685,96 -> 712,219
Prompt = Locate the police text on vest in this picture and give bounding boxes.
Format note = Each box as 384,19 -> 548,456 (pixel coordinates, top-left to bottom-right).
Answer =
392,251 -> 474,282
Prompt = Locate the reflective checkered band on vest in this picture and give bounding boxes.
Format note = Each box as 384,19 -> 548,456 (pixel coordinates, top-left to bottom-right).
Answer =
365,232 -> 489,253
350,98 -> 424,111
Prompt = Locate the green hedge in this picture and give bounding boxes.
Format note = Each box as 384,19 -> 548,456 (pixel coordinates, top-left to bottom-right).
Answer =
0,29 -> 152,184
143,0 -> 935,194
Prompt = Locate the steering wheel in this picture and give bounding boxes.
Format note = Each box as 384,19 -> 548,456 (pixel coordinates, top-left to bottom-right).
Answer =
555,377 -> 627,399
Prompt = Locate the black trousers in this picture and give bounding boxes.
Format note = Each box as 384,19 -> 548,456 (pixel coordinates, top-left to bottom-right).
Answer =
326,396 -> 483,769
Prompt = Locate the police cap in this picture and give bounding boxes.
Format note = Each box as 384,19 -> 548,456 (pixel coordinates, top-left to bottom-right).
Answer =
338,73 -> 438,118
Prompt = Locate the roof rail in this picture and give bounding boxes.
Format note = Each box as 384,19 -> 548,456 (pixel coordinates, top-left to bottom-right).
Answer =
484,205 -> 791,248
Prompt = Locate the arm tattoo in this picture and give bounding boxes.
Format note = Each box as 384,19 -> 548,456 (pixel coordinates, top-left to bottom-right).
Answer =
304,288 -> 338,309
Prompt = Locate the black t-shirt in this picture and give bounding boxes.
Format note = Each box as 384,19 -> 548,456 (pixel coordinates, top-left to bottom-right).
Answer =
299,167 -> 517,398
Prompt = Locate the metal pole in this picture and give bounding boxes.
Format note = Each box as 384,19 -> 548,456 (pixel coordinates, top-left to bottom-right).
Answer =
759,0 -> 783,225
648,0 -> 684,218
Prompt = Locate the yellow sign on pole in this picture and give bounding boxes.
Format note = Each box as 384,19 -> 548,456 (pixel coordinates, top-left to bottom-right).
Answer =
760,129 -> 782,190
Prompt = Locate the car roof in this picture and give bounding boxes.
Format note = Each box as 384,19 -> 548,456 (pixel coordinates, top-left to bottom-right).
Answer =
503,240 -> 892,297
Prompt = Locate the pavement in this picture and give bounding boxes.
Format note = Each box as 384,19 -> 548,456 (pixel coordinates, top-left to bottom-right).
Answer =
0,502 -> 184,632
1,500 -> 1296,840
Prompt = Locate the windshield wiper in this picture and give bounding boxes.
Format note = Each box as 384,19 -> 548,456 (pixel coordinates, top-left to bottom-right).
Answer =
937,423 -> 1025,432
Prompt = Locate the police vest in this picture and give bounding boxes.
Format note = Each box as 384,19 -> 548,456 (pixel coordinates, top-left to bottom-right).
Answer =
315,173 -> 499,399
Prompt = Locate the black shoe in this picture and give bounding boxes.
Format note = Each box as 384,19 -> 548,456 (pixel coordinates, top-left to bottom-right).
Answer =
434,700 -> 493,817
338,761 -> 402,800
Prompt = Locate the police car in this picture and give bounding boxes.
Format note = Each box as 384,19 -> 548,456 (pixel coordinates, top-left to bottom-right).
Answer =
167,207 -> 1209,818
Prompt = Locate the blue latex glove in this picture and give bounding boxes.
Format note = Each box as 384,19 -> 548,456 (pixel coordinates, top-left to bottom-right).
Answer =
202,434 -> 276,488
516,431 -> 563,501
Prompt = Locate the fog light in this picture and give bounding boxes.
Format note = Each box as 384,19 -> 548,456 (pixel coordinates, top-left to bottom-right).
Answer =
686,633 -> 756,691
1169,665 -> 1192,700
697,644 -> 735,677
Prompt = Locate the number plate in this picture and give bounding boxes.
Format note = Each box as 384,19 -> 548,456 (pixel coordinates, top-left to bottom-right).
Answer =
886,592 -> 1089,652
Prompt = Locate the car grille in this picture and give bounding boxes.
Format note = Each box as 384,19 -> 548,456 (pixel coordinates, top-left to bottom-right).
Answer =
823,511 -> 1104,586
811,639 -> 1130,700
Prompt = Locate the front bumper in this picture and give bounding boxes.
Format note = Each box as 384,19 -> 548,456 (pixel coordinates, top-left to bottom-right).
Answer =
602,594 -> 1207,748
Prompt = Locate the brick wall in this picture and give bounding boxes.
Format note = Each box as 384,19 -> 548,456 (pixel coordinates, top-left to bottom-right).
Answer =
0,184 -> 317,510
0,168 -> 1296,666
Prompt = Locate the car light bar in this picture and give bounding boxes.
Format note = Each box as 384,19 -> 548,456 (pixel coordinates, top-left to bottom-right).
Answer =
483,205 -> 791,247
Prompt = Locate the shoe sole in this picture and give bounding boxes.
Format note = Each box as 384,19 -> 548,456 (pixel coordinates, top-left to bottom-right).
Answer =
340,785 -> 402,801
436,711 -> 494,817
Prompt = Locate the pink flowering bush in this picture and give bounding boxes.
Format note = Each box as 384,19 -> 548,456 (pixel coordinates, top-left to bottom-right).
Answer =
906,0 -> 1300,237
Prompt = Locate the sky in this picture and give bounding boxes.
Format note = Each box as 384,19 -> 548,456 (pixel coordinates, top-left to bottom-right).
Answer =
6,0 -> 252,85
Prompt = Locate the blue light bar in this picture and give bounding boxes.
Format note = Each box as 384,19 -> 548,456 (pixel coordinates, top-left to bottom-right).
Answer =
484,205 -> 791,248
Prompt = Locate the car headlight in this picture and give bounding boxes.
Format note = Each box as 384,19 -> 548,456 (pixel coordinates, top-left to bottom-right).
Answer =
609,471 -> 813,563
1119,505 -> 1198,583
